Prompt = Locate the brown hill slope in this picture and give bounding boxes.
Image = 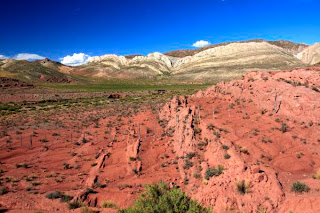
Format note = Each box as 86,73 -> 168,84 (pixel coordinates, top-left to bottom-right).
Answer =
0,58 -> 74,83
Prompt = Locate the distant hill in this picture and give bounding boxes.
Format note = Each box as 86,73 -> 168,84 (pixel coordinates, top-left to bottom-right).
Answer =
75,40 -> 306,81
0,58 -> 75,83
0,39 -> 316,83
296,43 -> 320,65
164,39 -> 308,57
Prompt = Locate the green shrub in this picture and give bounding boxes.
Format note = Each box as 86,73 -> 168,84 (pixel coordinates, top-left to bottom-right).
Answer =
60,194 -> 73,202
186,152 -> 197,159
280,123 -> 288,133
222,145 -> 229,150
119,181 -> 209,213
236,180 -> 250,195
68,200 -> 82,209
224,153 -> 231,159
15,163 -> 29,168
183,160 -> 194,170
0,187 -> 8,195
46,191 -> 63,199
291,181 -> 310,193
101,201 -> 119,209
80,207 -> 98,213
205,165 -> 224,180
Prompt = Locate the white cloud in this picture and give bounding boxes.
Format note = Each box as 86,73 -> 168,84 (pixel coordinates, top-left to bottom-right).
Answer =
13,53 -> 45,61
192,40 -> 211,48
0,54 -> 9,59
60,53 -> 91,66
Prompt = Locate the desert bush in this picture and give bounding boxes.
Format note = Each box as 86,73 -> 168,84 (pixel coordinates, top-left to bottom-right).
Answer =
207,124 -> 215,130
291,181 -> 310,193
63,163 -> 71,169
0,187 -> 8,195
69,200 -> 82,209
214,130 -> 220,138
194,128 -> 202,135
183,160 -> 194,170
257,206 -> 268,213
236,180 -> 251,195
92,181 -> 106,189
224,153 -> 231,159
119,181 -> 209,213
280,123 -> 288,133
186,152 -> 197,159
46,191 -> 63,199
83,207 -> 99,213
101,201 -> 119,209
60,194 -> 73,202
193,173 -> 201,179
222,145 -> 229,150
80,207 -> 99,213
205,165 -> 224,180
82,137 -> 88,143
313,169 -> 320,179
197,141 -> 208,150
15,163 -> 29,168
239,147 -> 249,155
85,188 -> 95,194
129,156 -> 136,161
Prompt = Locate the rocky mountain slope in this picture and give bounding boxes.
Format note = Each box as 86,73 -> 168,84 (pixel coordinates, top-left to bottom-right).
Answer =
297,43 -> 320,65
0,39 -> 316,83
165,39 -> 308,57
74,40 -> 305,81
78,41 -> 306,81
170,41 -> 304,80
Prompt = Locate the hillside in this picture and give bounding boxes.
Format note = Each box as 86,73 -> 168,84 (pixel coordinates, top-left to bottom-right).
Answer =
164,39 -> 308,57
297,43 -> 320,65
0,39 -> 314,84
78,41 -> 306,81
0,58 -> 74,83
170,41 -> 305,80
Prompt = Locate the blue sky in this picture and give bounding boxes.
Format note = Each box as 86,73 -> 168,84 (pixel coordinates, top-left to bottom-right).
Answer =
0,0 -> 319,64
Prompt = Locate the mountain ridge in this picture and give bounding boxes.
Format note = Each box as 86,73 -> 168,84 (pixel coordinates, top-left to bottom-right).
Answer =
1,39 -> 319,83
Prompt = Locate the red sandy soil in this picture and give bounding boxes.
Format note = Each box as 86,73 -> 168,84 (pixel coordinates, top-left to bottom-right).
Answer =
1,67 -> 320,212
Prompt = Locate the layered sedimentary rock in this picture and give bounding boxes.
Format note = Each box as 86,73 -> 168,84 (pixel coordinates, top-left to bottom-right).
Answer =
80,41 -> 306,80
297,43 -> 320,65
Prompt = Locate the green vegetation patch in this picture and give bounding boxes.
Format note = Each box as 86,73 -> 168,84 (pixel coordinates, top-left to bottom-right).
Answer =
119,181 -> 210,213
